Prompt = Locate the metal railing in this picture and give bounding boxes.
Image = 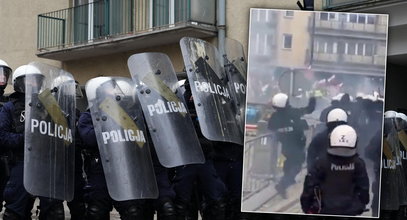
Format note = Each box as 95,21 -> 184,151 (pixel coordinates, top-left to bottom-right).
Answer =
323,0 -> 389,9
37,0 -> 194,50
243,132 -> 281,200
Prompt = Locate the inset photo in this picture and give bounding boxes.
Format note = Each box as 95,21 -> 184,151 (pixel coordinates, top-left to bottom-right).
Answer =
242,8 -> 388,218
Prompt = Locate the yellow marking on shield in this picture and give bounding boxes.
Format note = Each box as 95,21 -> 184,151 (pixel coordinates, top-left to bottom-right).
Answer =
38,89 -> 71,146
398,130 -> 407,151
382,139 -> 393,160
99,97 -> 144,148
141,74 -> 186,117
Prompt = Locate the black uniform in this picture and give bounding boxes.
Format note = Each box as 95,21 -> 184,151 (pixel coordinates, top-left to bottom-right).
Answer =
0,92 -> 65,220
307,121 -> 346,171
301,154 -> 369,215
78,111 -> 148,220
0,91 -> 10,213
268,97 -> 315,193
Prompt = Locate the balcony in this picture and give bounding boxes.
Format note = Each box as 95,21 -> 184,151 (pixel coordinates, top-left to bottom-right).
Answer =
323,0 -> 401,10
37,0 -> 217,61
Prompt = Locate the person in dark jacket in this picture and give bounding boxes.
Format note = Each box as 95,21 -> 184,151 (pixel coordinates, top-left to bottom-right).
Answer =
0,65 -> 65,220
172,81 -> 227,220
0,59 -> 12,213
307,108 -> 348,171
268,92 -> 316,196
78,110 -> 149,219
301,125 -> 369,216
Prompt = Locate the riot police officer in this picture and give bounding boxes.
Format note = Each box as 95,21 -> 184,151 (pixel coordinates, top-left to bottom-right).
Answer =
307,108 -> 348,171
301,125 -> 369,216
268,92 -> 316,196
0,65 -> 65,220
78,77 -> 151,219
172,81 -> 227,220
0,59 -> 12,213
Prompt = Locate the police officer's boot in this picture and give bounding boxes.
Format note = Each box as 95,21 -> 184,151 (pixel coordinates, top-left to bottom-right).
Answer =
157,197 -> 176,220
38,203 -> 65,220
201,198 -> 226,220
175,198 -> 195,220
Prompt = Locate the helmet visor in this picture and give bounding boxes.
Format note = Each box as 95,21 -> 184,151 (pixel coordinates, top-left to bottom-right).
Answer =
0,66 -> 12,86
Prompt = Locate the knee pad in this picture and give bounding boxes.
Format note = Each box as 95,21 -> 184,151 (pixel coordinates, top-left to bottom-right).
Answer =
157,198 -> 176,219
3,209 -> 22,220
39,203 -> 64,220
86,204 -> 110,220
174,198 -> 189,217
119,204 -> 145,220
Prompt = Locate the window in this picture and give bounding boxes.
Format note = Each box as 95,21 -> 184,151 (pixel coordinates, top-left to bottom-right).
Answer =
348,14 -> 375,24
365,44 -> 374,56
349,14 -> 357,23
320,12 -> 328,20
285,11 -> 294,17
358,15 -> 366,24
347,42 -> 356,55
283,34 -> 292,49
367,15 -> 375,24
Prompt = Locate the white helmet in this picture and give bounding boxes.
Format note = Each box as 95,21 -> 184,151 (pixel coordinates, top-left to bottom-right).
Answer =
0,59 -> 12,88
397,113 -> 407,122
272,93 -> 288,108
328,125 -> 357,157
327,108 -> 348,123
12,65 -> 44,93
85,77 -> 112,101
384,110 -> 397,119
51,74 -> 74,89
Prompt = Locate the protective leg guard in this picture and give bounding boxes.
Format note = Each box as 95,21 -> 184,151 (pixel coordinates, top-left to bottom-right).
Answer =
174,198 -> 190,220
119,204 -> 146,220
157,198 -> 176,220
38,202 -> 64,220
86,203 -> 110,220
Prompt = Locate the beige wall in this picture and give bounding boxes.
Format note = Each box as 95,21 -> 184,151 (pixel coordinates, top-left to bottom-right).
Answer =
1,0 -> 322,87
276,10 -> 312,68
0,0 -> 68,70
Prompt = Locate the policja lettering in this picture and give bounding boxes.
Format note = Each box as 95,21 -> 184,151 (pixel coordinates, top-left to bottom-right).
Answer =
382,159 -> 397,169
147,99 -> 187,116
234,82 -> 246,94
331,162 -> 355,171
31,119 -> 73,143
194,81 -> 231,99
102,129 -> 146,144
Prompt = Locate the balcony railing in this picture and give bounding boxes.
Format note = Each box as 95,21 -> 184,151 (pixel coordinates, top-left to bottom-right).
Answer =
38,0 -> 214,51
315,19 -> 387,34
323,0 -> 394,9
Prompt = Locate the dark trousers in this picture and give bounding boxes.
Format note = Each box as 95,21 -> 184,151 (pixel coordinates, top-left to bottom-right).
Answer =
4,161 -> 63,219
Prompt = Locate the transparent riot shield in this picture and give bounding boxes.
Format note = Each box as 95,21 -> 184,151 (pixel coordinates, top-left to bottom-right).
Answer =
381,117 -> 407,210
86,77 -> 158,200
24,62 -> 75,201
180,37 -> 243,144
224,38 -> 248,134
127,53 -> 205,168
